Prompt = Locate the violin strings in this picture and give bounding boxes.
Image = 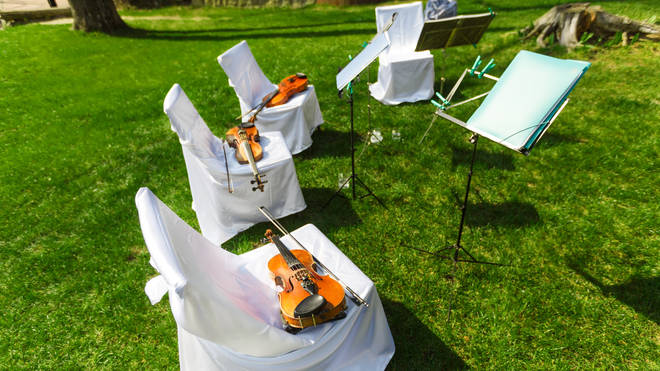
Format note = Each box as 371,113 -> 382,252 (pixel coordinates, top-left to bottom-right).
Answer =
258,206 -> 369,307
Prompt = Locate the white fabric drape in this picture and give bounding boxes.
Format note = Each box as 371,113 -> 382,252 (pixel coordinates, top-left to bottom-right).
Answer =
164,84 -> 306,245
218,41 -> 324,154
369,2 -> 435,105
136,188 -> 395,370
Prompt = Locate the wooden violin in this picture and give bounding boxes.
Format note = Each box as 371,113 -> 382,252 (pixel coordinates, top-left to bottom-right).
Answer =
225,123 -> 267,192
266,73 -> 309,108
238,73 -> 309,124
265,229 -> 346,331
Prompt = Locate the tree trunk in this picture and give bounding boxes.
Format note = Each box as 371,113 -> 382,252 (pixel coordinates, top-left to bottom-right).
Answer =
67,0 -> 127,33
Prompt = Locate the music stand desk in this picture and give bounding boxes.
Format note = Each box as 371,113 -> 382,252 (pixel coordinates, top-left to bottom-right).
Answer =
443,50 -> 590,154
415,12 -> 495,52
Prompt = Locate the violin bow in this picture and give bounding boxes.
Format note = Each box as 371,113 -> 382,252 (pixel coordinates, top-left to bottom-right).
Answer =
234,89 -> 280,121
258,206 -> 369,307
222,139 -> 233,193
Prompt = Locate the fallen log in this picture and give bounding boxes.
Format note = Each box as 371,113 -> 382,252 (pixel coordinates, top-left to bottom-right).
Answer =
522,3 -> 660,48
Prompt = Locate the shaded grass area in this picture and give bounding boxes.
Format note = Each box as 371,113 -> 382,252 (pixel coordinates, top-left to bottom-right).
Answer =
1,1 -> 659,368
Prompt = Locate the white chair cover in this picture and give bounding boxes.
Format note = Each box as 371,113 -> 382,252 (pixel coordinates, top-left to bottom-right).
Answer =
164,84 -> 306,246
218,41 -> 324,154
369,2 -> 435,105
136,187 -> 395,370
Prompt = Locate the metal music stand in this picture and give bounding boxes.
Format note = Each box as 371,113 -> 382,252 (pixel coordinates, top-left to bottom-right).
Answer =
415,11 -> 496,95
412,52 -> 590,318
323,24 -> 393,209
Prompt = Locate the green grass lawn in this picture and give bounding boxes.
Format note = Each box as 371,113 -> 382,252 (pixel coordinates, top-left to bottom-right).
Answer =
1,0 -> 658,368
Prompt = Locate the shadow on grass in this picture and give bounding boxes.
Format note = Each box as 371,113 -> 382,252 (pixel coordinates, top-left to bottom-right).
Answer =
121,19 -> 373,35
220,187 -> 360,251
466,201 -> 540,227
570,264 -> 659,325
450,145 -> 515,170
299,128 -> 353,159
382,298 -> 467,370
301,186 -> 363,224
115,25 -> 374,42
538,131 -> 583,148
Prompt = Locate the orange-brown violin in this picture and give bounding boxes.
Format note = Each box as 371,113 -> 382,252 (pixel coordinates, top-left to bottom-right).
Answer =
225,123 -> 267,192
266,73 -> 309,108
265,229 -> 346,331
245,73 -> 309,124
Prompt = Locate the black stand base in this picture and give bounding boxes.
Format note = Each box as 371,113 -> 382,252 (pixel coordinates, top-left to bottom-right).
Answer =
414,134 -> 500,265
411,133 -> 506,319
324,173 -> 387,209
323,87 -> 387,210
409,243 -> 504,267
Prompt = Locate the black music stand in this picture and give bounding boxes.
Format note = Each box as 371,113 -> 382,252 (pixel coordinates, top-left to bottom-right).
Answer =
323,29 -> 391,209
413,51 -> 591,317
415,11 -> 496,94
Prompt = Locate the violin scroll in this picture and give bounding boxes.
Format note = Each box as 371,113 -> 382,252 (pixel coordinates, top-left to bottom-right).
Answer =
226,123 -> 267,192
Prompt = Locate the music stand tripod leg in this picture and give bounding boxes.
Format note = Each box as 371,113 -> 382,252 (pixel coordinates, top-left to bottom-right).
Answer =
445,133 -> 503,266
354,175 -> 388,209
323,81 -> 386,210
415,133 -> 503,266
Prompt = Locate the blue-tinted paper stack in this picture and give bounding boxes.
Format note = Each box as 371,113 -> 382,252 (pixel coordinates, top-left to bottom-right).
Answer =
465,50 -> 590,154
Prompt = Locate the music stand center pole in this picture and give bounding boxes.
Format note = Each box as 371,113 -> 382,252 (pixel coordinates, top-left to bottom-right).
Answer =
456,134 -> 478,251
349,91 -> 356,200
323,81 -> 387,210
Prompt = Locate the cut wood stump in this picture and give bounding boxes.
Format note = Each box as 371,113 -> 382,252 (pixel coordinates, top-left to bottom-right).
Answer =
522,3 -> 660,48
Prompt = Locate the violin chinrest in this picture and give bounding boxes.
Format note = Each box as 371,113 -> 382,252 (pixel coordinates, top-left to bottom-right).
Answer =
294,294 -> 327,318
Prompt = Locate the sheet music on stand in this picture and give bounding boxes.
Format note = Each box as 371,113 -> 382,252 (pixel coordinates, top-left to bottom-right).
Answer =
415,12 -> 495,51
336,28 -> 391,91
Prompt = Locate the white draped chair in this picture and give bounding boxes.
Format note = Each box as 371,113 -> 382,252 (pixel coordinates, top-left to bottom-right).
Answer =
369,2 -> 435,105
136,187 -> 396,370
218,41 -> 324,155
163,83 -> 306,246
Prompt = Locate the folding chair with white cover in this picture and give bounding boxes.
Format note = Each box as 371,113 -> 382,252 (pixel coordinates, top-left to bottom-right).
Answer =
164,84 -> 306,246
136,187 -> 396,370
218,41 -> 324,155
369,2 -> 435,105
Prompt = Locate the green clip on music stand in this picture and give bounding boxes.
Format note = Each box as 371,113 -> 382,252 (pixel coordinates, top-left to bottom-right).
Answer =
419,50 -> 590,266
